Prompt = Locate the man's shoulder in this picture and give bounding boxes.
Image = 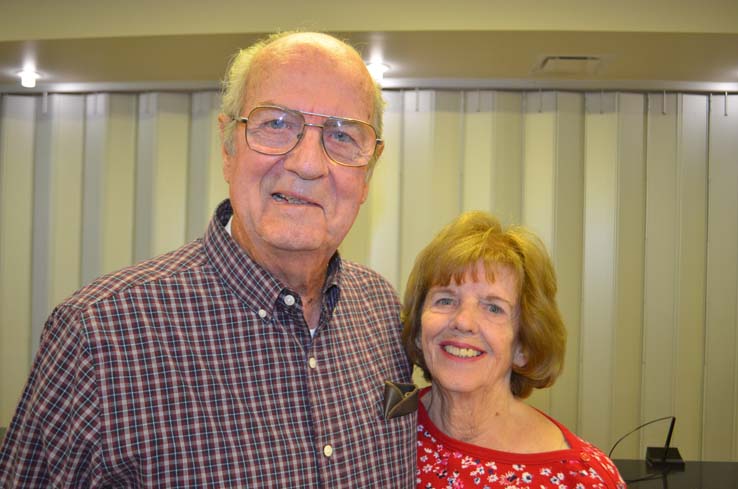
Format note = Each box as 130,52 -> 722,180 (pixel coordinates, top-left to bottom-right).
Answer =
63,239 -> 208,312
339,260 -> 399,301
341,260 -> 393,287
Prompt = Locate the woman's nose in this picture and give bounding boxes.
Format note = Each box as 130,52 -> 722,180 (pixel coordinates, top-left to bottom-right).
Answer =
451,301 -> 478,334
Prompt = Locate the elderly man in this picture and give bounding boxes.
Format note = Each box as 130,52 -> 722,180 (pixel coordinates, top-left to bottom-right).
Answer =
0,32 -> 415,487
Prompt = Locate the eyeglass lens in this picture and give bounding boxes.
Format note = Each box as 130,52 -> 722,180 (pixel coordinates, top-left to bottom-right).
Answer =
245,106 -> 376,166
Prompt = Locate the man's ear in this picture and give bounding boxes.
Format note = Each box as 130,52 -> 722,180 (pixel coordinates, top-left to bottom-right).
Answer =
374,140 -> 384,160
218,113 -> 234,183
359,178 -> 370,204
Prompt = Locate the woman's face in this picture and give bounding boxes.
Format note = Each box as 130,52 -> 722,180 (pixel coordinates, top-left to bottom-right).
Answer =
420,261 -> 526,397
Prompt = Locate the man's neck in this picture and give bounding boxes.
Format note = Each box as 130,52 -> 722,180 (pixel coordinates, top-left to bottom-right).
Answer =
229,216 -> 330,329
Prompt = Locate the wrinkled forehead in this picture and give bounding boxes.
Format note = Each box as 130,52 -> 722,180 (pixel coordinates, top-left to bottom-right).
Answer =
245,36 -> 375,118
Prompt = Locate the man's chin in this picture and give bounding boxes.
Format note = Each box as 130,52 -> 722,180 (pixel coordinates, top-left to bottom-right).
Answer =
261,230 -> 328,254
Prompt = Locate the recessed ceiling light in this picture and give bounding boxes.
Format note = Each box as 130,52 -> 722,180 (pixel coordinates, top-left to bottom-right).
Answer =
19,69 -> 41,88
366,62 -> 390,83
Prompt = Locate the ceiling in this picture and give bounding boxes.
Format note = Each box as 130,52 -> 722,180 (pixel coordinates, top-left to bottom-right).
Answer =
1,0 -> 737,94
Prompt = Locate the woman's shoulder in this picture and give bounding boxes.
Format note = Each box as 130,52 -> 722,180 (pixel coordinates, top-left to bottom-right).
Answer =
532,410 -> 626,488
416,400 -> 624,488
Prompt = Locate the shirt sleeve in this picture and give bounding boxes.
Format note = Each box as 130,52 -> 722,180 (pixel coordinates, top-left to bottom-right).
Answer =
0,305 -> 105,488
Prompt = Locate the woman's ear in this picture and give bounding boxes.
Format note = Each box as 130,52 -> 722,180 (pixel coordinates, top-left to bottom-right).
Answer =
513,344 -> 528,368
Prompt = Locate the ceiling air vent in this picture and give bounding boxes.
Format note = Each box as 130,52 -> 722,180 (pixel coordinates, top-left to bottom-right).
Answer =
534,55 -> 602,75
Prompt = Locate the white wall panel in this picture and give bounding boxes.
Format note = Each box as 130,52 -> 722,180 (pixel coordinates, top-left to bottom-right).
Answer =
461,91 -> 495,213
522,91 -> 584,427
549,92 -> 584,431
343,91 -> 403,289
102,95 -> 138,275
704,93 -> 738,461
581,92 -> 619,451
81,94 -> 107,284
135,93 -> 191,260
50,95 -> 86,311
187,91 -> 225,241
81,94 -> 137,282
0,95 -> 36,427
460,91 -> 523,224
522,92 -> 556,245
642,92 -> 680,451
399,90 -> 463,294
640,93 -> 709,461
613,93 -> 647,458
1,88 -> 737,464
581,93 -> 647,458
29,94 -> 86,355
673,94 -> 708,461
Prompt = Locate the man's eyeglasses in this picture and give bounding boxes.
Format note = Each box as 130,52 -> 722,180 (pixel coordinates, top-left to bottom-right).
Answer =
234,105 -> 383,167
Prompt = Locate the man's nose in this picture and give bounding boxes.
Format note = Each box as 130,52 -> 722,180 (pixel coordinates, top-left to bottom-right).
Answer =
283,125 -> 330,179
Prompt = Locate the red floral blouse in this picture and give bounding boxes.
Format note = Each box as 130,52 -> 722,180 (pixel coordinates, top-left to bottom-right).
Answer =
416,388 -> 626,489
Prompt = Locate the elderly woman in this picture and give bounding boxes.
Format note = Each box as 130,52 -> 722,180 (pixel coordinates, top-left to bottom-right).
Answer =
402,211 -> 624,489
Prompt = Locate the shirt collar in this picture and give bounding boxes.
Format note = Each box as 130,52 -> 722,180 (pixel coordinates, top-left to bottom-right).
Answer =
205,199 -> 343,316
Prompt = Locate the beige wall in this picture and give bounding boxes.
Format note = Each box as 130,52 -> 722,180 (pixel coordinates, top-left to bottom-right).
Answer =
1,89 -> 737,463
2,0 -> 737,42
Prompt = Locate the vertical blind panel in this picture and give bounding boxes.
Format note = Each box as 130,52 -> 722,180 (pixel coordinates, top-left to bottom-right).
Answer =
187,91 -> 225,241
343,91 -> 403,288
135,93 -> 192,260
461,91 -> 495,213
2,89 -> 738,462
612,93 -> 647,459
673,94 -> 708,461
81,93 -> 107,284
151,93 -> 191,257
704,94 -> 738,461
521,90 -> 555,414
399,90 -> 463,294
49,96 -> 85,308
134,93 -> 156,263
492,93 -> 523,225
102,94 -> 137,275
522,91 -> 556,245
642,93 -> 680,452
460,91 -> 524,223
30,96 -> 52,353
522,92 -> 587,424
0,95 -> 36,428
581,91 -> 619,452
548,92 -> 584,431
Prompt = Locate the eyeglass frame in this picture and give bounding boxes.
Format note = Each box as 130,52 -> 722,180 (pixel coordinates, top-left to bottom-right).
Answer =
233,105 -> 384,168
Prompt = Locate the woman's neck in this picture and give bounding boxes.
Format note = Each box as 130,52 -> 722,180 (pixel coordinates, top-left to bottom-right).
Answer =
425,384 -> 519,446
424,385 -> 567,453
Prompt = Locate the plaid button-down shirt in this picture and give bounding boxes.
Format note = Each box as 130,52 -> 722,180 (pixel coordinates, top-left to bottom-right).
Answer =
0,200 -> 416,488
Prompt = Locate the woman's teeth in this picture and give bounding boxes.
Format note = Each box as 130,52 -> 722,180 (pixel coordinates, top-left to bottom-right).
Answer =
443,345 -> 481,358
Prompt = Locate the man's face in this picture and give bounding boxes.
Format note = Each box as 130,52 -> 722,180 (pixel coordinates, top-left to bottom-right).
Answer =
223,44 -> 375,263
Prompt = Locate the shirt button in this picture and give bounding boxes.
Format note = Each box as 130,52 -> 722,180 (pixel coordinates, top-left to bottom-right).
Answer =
323,444 -> 333,457
284,294 -> 296,306
580,451 -> 591,462
258,309 -> 267,318
308,357 -> 317,369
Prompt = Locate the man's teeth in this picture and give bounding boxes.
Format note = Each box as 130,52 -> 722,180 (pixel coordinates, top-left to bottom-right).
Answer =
273,193 -> 310,205
443,345 -> 481,358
